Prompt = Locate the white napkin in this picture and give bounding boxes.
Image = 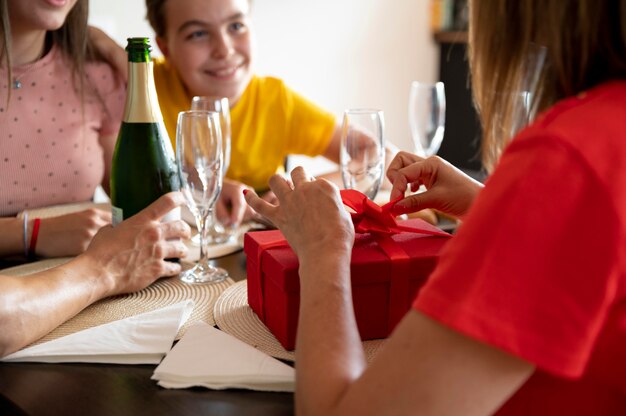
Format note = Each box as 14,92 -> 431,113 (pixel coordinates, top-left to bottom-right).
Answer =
152,323 -> 295,392
2,300 -> 194,364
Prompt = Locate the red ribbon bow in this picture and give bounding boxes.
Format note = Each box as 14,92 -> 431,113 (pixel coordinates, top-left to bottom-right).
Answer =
339,189 -> 449,238
249,188 -> 449,326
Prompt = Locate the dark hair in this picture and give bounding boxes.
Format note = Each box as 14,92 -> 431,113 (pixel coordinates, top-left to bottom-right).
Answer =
469,0 -> 626,171
146,0 -> 253,38
146,0 -> 167,38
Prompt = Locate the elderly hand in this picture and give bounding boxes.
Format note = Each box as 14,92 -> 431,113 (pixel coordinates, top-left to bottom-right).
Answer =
84,192 -> 191,296
386,152 -> 484,219
244,167 -> 354,260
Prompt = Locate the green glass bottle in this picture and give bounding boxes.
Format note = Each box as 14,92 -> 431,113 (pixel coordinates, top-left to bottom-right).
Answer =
110,38 -> 180,225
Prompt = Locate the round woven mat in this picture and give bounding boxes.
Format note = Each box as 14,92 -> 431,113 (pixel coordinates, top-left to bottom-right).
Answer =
214,280 -> 386,363
1,258 -> 234,346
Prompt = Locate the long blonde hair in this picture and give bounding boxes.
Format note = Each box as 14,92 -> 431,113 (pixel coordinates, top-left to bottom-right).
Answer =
469,0 -> 626,172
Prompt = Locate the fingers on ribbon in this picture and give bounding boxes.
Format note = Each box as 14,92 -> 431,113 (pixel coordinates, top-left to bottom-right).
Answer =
395,162 -> 432,194
392,194 -> 424,215
387,151 -> 421,175
390,173 -> 409,200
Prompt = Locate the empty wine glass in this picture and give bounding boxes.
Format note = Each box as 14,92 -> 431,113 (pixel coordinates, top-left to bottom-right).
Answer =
408,81 -> 446,157
510,90 -> 533,137
510,45 -> 547,137
176,110 -> 229,284
340,109 -> 385,200
190,96 -> 232,244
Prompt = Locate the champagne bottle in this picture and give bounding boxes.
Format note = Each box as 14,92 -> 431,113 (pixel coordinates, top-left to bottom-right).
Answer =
110,38 -> 180,226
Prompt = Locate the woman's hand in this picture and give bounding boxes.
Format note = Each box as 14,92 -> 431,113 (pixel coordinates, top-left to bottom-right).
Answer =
387,152 -> 484,219
83,192 -> 191,296
244,167 -> 354,260
216,179 -> 281,228
215,178 -> 256,227
36,209 -> 113,257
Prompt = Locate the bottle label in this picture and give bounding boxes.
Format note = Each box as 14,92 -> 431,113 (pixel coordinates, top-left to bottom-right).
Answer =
112,206 -> 124,227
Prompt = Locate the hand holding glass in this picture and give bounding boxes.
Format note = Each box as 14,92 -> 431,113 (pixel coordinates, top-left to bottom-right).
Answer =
190,96 -> 232,244
340,109 -> 385,200
176,110 -> 229,284
408,81 -> 446,157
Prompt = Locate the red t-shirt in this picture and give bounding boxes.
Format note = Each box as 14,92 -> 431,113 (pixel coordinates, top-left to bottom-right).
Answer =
414,81 -> 626,414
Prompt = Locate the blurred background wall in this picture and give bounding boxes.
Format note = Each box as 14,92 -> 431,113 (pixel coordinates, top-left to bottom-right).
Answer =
89,0 -> 439,173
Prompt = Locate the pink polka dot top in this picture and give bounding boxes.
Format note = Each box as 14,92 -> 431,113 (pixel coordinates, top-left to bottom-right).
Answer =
0,43 -> 125,216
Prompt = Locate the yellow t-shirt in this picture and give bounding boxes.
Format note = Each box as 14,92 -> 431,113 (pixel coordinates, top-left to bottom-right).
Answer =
153,57 -> 336,191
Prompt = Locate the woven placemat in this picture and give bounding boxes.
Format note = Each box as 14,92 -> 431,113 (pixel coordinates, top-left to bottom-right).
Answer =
214,280 -> 386,363
0,258 -> 234,346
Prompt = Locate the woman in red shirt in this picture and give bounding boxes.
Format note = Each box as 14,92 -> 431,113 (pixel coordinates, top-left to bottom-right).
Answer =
245,0 -> 626,414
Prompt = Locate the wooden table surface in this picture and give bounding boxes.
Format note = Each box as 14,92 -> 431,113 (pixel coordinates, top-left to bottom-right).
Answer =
0,250 -> 296,416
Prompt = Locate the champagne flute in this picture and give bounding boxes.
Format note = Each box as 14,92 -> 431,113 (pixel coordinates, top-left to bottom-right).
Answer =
510,45 -> 547,138
190,96 -> 232,244
408,81 -> 446,157
176,110 -> 229,284
340,109 -> 385,200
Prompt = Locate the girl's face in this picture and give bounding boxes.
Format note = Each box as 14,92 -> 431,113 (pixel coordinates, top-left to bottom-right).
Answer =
157,0 -> 254,105
8,0 -> 79,33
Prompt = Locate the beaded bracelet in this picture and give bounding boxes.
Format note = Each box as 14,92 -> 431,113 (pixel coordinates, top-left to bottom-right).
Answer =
22,211 -> 29,258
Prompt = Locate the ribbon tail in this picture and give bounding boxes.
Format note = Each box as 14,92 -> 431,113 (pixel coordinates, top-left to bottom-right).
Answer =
395,224 -> 450,238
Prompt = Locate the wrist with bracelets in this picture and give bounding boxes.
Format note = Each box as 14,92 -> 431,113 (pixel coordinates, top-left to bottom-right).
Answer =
22,214 -> 42,260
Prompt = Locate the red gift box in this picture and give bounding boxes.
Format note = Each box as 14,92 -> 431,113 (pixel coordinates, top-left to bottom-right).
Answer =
244,190 -> 451,350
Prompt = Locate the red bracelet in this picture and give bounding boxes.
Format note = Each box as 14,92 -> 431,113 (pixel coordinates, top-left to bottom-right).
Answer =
29,218 -> 41,259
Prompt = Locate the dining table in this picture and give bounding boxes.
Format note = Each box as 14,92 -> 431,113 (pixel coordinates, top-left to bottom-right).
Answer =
0,250 -> 296,416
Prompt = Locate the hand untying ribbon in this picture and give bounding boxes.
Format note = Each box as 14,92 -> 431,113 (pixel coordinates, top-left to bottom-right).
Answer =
340,189 -> 449,237
248,189 -> 450,325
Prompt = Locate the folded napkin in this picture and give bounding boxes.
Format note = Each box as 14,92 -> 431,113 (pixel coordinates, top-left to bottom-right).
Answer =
2,300 -> 194,364
152,322 -> 295,392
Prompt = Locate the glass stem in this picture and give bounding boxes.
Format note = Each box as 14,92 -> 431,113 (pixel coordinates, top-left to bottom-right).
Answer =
198,210 -> 211,263
209,209 -> 223,235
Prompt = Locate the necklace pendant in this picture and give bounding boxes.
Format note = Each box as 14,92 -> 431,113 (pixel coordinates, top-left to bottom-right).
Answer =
12,79 -> 22,89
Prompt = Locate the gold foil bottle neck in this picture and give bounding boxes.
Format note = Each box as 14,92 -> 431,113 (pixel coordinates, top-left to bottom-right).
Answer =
123,61 -> 163,123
